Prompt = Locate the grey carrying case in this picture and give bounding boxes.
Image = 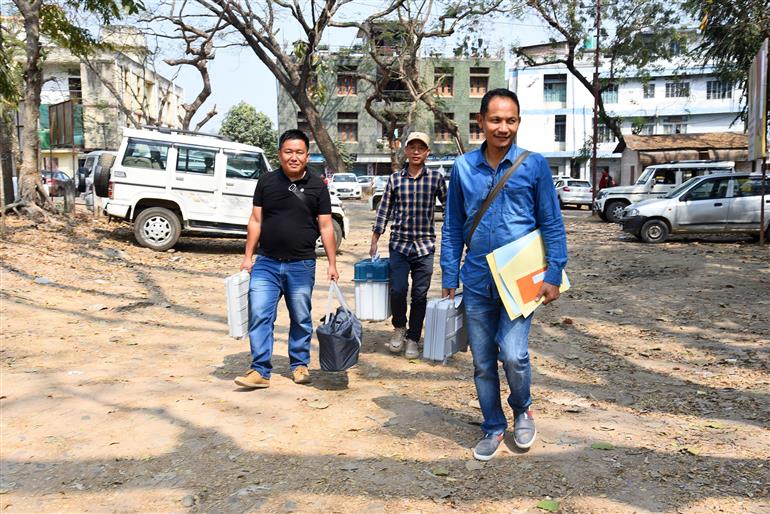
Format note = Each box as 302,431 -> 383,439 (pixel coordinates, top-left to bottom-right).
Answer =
423,294 -> 468,363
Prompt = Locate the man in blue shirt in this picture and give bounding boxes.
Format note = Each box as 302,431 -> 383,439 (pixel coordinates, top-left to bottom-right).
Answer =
441,89 -> 568,461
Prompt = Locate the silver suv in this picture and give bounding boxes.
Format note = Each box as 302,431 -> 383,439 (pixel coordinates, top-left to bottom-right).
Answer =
620,173 -> 769,243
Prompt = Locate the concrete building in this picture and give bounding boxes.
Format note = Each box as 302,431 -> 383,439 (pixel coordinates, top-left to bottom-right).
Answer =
509,40 -> 745,184
277,53 -> 506,175
38,26 -> 184,176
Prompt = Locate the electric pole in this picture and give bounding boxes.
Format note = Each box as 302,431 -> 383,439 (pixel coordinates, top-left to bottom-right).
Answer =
591,0 -> 601,205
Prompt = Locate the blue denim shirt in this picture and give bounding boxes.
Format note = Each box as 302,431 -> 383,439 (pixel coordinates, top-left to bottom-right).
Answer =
440,143 -> 568,295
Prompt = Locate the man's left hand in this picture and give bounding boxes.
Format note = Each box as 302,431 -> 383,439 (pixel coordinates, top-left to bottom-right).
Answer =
534,282 -> 560,305
328,264 -> 339,282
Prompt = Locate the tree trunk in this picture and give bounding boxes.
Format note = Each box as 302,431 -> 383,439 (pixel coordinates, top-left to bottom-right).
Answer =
0,110 -> 17,206
296,93 -> 347,173
16,0 -> 46,206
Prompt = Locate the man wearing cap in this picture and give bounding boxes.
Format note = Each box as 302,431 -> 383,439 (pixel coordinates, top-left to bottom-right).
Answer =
370,132 -> 448,359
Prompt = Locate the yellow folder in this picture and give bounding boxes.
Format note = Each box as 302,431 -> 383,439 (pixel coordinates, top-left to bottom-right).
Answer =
487,229 -> 569,319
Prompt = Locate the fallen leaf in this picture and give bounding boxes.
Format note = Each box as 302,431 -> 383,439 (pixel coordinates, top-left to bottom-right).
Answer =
431,466 -> 449,477
591,442 -> 615,450
536,499 -> 560,512
308,399 -> 329,410
704,422 -> 726,429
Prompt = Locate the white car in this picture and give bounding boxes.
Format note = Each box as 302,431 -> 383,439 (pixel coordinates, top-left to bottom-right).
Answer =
99,127 -> 349,251
329,173 -> 362,199
554,179 -> 593,209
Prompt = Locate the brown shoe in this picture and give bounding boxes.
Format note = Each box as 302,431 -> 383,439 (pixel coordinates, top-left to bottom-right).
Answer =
292,366 -> 312,384
234,369 -> 270,389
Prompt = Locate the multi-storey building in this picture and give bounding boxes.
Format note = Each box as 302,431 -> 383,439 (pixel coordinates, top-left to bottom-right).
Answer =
38,26 -> 184,176
510,40 -> 744,184
277,52 -> 506,175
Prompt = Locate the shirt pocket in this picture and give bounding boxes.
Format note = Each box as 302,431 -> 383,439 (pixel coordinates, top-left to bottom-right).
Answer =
502,182 -> 532,218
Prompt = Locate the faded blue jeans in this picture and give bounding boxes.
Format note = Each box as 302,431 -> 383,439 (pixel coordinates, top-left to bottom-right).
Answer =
464,288 -> 533,435
248,256 -> 316,379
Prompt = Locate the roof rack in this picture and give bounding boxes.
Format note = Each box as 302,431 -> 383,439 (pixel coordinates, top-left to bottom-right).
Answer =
141,125 -> 231,142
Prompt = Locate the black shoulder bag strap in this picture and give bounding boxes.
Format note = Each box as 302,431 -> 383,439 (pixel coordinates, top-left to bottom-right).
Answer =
465,150 -> 530,245
288,180 -> 316,217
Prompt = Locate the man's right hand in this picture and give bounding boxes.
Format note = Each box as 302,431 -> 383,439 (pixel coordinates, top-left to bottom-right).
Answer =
240,256 -> 253,272
369,241 -> 378,258
442,288 -> 456,300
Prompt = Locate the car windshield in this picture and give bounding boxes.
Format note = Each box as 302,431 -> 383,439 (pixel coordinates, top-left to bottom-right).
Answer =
665,176 -> 702,198
333,174 -> 357,183
357,177 -> 369,183
374,176 -> 389,187
635,168 -> 656,185
569,181 -> 591,188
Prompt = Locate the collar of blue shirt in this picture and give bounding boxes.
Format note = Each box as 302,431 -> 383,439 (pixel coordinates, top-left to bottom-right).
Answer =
470,141 -> 524,173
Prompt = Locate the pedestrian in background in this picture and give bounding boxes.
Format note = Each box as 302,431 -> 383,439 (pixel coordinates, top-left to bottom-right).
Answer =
370,132 -> 447,359
441,89 -> 568,460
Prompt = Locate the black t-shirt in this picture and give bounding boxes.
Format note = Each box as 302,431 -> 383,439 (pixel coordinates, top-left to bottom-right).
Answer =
253,169 -> 332,260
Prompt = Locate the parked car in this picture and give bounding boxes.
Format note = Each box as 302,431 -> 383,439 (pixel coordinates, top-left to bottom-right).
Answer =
369,175 -> 390,210
100,126 -> 349,251
555,179 -> 593,209
329,172 -> 362,199
41,170 -> 76,197
552,175 -> 572,185
79,150 -> 117,194
356,176 -> 374,187
620,173 -> 769,243
594,160 -> 736,223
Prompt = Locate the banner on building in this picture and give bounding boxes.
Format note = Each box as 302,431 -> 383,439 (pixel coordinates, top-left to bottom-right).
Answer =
748,39 -> 768,160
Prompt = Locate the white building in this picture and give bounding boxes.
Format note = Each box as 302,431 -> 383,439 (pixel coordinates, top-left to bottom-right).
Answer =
509,41 -> 744,185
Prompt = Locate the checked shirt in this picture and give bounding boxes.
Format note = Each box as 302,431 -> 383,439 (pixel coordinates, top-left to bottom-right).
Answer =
373,167 -> 448,257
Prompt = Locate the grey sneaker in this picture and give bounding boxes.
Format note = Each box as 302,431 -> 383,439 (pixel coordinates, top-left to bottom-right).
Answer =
404,338 -> 420,359
472,432 -> 504,461
389,327 -> 406,353
513,410 -> 537,449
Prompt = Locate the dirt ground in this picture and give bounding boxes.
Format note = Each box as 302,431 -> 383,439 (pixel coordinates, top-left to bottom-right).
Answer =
1,201 -> 769,514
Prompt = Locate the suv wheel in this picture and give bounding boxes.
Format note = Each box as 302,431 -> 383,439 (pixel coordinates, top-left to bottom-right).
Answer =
134,207 -> 181,251
605,200 -> 627,223
640,219 -> 669,244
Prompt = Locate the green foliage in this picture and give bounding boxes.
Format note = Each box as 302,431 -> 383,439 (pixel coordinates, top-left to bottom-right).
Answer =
333,139 -> 355,170
683,0 -> 770,88
219,102 -> 278,165
0,26 -> 24,108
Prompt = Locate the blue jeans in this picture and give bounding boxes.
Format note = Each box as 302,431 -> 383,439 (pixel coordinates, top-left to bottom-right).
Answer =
389,249 -> 434,342
464,288 -> 533,435
248,256 -> 316,379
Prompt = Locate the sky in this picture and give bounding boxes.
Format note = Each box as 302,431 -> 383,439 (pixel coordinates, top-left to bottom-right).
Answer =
155,4 -> 557,133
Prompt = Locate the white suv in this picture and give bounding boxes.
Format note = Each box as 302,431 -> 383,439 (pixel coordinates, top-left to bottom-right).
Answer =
98,127 -> 349,251
329,173 -> 362,199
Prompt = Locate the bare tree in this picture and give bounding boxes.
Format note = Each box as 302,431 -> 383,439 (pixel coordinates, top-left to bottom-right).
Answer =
518,0 -> 683,146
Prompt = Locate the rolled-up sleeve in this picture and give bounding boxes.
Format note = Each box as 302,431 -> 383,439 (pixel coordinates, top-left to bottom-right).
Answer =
533,155 -> 568,286
440,162 -> 466,289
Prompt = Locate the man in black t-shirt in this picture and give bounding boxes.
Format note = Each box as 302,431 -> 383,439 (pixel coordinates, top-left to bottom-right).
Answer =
234,130 -> 339,389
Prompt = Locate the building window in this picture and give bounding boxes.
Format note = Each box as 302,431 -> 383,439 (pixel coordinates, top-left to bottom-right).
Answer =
641,119 -> 655,135
469,113 -> 484,143
434,67 -> 454,97
381,115 -> 408,140
337,112 -> 358,142
597,124 -> 616,143
543,74 -> 567,103
296,112 -> 315,143
601,84 -> 618,104
68,75 -> 82,102
706,80 -> 732,99
469,67 -> 489,97
643,83 -> 655,99
665,81 -> 690,98
434,113 -> 455,143
554,115 -> 566,143
662,116 -> 687,134
336,66 -> 357,96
